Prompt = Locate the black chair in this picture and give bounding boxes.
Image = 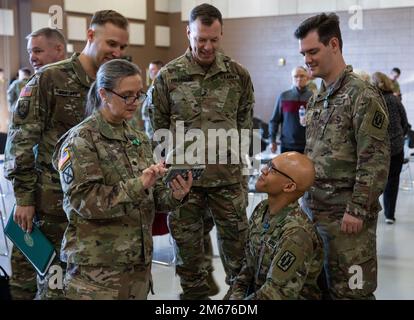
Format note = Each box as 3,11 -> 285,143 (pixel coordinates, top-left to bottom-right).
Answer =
0,132 -> 7,155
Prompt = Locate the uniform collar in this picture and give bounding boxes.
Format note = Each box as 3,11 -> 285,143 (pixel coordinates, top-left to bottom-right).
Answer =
94,111 -> 127,142
71,52 -> 94,88
262,200 -> 299,226
315,65 -> 353,102
271,201 -> 300,225
184,48 -> 228,79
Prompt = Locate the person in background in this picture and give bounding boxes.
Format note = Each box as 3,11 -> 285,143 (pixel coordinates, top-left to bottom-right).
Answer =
53,59 -> 192,300
7,68 -> 31,111
389,67 -> 402,100
269,66 -> 312,154
295,13 -> 390,299
134,60 -> 164,139
371,72 -> 409,224
353,69 -> 371,83
0,68 -> 9,133
230,152 -> 323,300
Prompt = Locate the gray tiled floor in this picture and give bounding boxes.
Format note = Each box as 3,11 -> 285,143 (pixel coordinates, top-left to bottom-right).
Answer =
1,156 -> 414,300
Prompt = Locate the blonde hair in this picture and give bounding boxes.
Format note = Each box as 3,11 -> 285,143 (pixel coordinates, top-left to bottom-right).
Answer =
353,69 -> 371,83
371,72 -> 394,92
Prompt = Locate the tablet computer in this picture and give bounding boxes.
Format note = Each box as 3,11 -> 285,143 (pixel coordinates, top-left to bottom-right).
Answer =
163,165 -> 205,185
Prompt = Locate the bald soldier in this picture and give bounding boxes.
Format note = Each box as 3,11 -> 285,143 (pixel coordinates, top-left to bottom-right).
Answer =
8,27 -> 67,301
4,10 -> 129,299
230,152 -> 323,300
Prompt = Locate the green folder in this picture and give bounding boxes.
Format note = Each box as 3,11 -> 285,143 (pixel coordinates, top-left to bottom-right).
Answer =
4,208 -> 56,277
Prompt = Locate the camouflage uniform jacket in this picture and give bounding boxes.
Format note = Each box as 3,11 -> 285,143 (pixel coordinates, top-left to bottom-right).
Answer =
52,111 -> 184,266
231,200 -> 323,300
4,53 -> 92,216
304,66 -> 390,220
152,48 -> 255,187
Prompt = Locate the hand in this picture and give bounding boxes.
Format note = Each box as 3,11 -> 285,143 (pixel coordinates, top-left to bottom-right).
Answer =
14,205 -> 36,233
270,142 -> 278,154
299,116 -> 306,127
171,172 -> 193,201
140,163 -> 168,189
341,212 -> 363,234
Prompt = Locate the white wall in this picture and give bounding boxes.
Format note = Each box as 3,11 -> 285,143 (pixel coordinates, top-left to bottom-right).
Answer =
180,0 -> 414,20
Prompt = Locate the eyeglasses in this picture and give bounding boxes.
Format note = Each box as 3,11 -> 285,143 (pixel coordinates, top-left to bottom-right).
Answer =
105,88 -> 147,105
266,160 -> 295,183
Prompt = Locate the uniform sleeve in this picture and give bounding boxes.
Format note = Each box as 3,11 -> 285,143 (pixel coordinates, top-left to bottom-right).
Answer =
4,75 -> 49,206
347,89 -> 390,220
57,134 -> 151,220
231,208 -> 260,299
6,81 -> 17,108
230,248 -> 255,299
268,95 -> 282,143
237,70 -> 255,132
151,73 -> 171,132
247,227 -> 315,300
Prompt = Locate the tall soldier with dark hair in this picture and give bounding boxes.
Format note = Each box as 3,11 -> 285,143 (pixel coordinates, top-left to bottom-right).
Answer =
295,13 -> 390,299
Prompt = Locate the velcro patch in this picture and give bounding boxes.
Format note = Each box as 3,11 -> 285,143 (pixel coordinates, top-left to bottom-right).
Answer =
58,148 -> 71,171
276,250 -> 297,272
54,89 -> 81,97
372,111 -> 385,129
19,86 -> 33,97
62,165 -> 74,184
17,100 -> 30,119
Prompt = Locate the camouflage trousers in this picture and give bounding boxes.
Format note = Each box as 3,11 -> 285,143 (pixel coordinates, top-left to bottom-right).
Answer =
168,184 -> 248,300
9,248 -> 37,300
35,214 -> 68,300
313,212 -> 377,300
63,263 -> 151,300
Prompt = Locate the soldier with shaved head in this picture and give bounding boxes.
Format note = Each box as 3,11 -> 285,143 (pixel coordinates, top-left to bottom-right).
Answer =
230,152 -> 323,300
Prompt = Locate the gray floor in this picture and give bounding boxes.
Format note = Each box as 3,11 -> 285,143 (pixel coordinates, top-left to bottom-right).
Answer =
1,156 -> 414,300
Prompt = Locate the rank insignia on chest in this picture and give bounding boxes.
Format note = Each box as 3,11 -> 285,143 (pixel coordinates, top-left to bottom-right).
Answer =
58,148 -> 71,171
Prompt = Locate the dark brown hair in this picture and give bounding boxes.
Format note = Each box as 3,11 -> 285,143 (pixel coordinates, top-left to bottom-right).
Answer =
294,13 -> 343,51
189,3 -> 223,26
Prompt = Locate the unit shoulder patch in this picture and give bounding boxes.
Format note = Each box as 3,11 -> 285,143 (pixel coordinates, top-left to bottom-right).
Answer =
276,250 -> 297,272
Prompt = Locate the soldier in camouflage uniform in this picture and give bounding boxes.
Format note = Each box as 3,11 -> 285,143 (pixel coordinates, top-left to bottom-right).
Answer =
7,28 -> 67,301
152,4 -> 254,299
295,13 -> 390,299
52,59 -> 192,300
230,152 -> 323,300
4,10 -> 130,299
